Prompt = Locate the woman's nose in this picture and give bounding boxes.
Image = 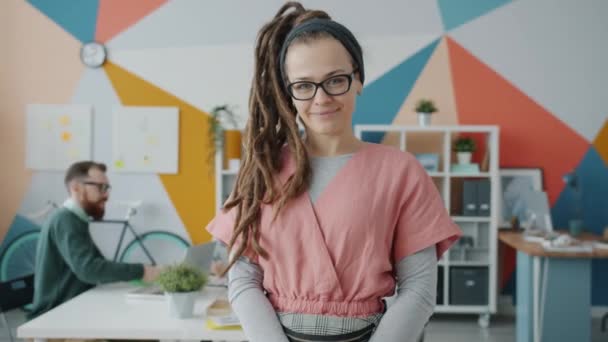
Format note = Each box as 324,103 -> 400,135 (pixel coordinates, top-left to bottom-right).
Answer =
313,86 -> 333,104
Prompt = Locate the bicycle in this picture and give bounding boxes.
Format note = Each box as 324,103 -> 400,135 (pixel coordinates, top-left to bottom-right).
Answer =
0,201 -> 56,282
0,200 -> 190,283
101,201 -> 191,265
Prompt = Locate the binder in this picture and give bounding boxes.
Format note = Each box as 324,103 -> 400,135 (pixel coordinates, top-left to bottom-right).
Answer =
462,179 -> 491,216
477,179 -> 490,217
462,180 -> 477,216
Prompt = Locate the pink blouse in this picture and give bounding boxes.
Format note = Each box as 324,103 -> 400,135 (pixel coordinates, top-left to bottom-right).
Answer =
207,143 -> 461,317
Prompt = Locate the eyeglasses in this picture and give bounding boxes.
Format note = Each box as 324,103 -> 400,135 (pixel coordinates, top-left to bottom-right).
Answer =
82,181 -> 112,194
286,70 -> 357,101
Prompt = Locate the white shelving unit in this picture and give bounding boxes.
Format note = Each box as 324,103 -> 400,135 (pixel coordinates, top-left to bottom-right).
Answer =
215,148 -> 238,214
355,125 -> 499,327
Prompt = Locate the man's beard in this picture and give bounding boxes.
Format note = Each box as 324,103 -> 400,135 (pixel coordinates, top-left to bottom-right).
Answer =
81,198 -> 106,220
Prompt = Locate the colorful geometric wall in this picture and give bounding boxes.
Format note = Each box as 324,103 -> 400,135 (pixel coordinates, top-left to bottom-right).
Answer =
1,1 -> 607,303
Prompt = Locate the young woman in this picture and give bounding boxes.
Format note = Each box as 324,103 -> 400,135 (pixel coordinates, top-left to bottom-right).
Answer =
207,2 -> 461,341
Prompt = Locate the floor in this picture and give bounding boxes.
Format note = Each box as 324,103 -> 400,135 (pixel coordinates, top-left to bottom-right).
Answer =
425,314 -> 516,342
425,313 -> 607,342
2,309 -> 607,341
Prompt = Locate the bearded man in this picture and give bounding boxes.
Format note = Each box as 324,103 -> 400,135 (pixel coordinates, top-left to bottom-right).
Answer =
28,161 -> 161,319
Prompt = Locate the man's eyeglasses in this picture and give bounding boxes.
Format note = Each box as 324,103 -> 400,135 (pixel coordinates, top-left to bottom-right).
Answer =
286,70 -> 357,101
82,181 -> 112,194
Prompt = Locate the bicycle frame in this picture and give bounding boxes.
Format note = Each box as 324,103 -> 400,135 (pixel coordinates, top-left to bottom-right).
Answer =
97,219 -> 157,265
29,201 -> 160,265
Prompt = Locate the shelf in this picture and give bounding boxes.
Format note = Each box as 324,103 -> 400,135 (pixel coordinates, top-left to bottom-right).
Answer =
435,305 -> 492,314
448,261 -> 490,267
451,247 -> 489,252
451,216 -> 491,223
449,172 -> 491,178
427,172 -> 446,177
355,125 -> 499,134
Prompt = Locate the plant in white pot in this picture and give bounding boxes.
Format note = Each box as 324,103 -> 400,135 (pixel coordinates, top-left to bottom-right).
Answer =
453,137 -> 476,165
157,263 -> 207,319
415,99 -> 437,126
208,104 -> 240,170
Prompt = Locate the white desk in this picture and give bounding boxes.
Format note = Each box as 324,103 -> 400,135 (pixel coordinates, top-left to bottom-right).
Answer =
17,283 -> 247,342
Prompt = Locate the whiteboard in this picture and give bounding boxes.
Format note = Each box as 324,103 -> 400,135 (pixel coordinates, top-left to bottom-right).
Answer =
112,106 -> 179,174
26,104 -> 93,171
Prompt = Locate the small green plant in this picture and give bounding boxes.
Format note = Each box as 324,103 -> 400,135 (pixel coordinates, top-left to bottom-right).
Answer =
453,137 -> 476,152
156,263 -> 207,293
415,99 -> 438,114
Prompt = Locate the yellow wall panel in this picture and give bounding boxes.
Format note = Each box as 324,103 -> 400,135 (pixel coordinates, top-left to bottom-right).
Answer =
104,62 -> 215,244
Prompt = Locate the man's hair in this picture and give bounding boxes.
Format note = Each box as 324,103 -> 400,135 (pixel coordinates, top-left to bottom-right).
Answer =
64,161 -> 107,189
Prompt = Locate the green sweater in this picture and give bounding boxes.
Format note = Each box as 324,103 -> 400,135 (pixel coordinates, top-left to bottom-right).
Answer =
28,207 -> 144,319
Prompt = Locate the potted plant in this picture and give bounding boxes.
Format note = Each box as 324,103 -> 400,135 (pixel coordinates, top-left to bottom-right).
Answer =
453,137 -> 476,164
208,105 -> 240,169
156,263 -> 207,318
414,99 -> 437,126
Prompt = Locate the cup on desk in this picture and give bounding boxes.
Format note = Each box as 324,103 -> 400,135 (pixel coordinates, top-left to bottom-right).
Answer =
568,219 -> 584,237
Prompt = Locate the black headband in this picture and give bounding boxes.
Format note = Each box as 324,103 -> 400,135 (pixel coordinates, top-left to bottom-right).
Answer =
279,18 -> 364,85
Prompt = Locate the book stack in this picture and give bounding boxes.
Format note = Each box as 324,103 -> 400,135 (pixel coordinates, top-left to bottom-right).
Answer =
205,298 -> 241,330
451,163 -> 480,174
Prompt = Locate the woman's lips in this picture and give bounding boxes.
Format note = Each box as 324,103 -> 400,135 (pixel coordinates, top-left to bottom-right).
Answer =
313,109 -> 338,116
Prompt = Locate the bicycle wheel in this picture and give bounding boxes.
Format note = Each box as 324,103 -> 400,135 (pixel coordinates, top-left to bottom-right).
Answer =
0,230 -> 40,282
119,231 -> 190,265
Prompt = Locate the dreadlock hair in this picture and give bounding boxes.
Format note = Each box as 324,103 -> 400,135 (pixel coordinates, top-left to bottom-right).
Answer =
221,2 -> 343,275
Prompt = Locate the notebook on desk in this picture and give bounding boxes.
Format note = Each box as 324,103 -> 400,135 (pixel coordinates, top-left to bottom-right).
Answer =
125,241 -> 217,300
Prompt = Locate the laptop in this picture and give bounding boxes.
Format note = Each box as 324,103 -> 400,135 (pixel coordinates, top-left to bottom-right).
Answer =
125,241 -> 217,300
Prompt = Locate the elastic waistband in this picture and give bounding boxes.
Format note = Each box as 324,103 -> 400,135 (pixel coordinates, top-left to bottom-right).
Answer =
268,294 -> 384,317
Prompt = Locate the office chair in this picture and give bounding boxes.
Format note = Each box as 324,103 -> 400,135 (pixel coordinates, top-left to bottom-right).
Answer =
0,274 -> 35,342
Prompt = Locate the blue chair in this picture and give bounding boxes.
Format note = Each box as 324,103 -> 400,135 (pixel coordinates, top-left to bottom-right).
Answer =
0,274 -> 34,342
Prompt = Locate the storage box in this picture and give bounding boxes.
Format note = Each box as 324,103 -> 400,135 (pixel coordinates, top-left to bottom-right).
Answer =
449,267 -> 488,305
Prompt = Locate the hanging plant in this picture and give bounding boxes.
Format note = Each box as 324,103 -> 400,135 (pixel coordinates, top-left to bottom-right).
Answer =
208,105 -> 238,167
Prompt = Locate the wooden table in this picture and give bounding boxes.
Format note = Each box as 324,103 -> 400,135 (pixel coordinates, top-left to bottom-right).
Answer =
499,230 -> 608,342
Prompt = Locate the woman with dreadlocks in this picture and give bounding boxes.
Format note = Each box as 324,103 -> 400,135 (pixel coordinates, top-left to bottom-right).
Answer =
207,2 -> 461,341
